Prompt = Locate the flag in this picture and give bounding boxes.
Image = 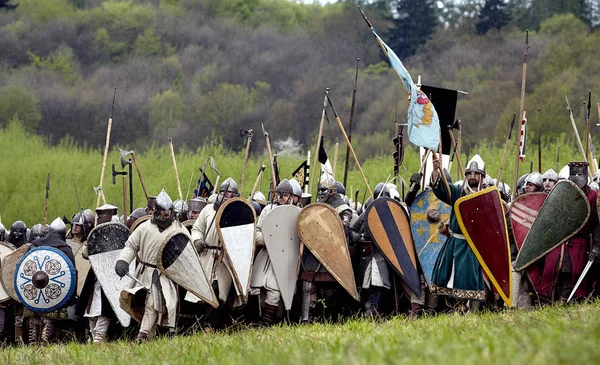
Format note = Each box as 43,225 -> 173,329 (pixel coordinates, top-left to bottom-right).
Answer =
318,136 -> 333,176
372,29 -> 440,151
291,160 -> 309,189
519,111 -> 527,162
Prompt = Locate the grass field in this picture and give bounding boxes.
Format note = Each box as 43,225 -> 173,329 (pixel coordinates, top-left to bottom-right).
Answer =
2,301 -> 599,365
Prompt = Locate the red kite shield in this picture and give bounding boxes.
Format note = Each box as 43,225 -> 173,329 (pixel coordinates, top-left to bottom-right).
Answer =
455,186 -> 512,307
510,192 -> 547,250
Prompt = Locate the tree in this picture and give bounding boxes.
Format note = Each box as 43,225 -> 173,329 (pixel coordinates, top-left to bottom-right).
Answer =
476,0 -> 511,34
385,0 -> 438,59
0,0 -> 16,11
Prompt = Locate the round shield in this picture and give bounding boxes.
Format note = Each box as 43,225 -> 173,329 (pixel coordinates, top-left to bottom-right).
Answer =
130,215 -> 151,233
0,242 -> 16,302
15,246 -> 76,313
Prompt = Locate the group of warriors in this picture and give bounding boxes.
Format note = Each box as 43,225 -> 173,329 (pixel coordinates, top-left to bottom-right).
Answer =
1,152 -> 600,346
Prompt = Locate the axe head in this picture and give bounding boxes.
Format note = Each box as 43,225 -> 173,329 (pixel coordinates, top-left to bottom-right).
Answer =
210,157 -> 220,175
239,128 -> 253,138
119,147 -> 133,168
112,164 -> 117,185
93,185 -> 102,195
261,123 -> 268,137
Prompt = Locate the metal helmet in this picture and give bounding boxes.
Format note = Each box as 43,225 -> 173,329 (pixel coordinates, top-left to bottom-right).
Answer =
590,182 -> 600,192
156,189 -> 174,211
335,181 -> 346,196
96,204 -> 118,217
10,221 -> 26,238
188,198 -> 207,213
49,217 -> 67,237
465,154 -> 485,176
26,228 -> 30,242
219,178 -> 239,196
251,200 -> 262,216
146,196 -> 157,213
0,222 -> 5,241
30,223 -> 47,242
253,191 -> 266,202
173,199 -> 188,215
516,173 -> 529,194
276,179 -> 294,195
373,183 -> 386,199
568,161 -> 589,189
498,182 -> 512,201
289,179 -> 302,197
483,174 -> 494,188
317,172 -> 336,203
593,170 -> 600,183
524,172 -> 543,189
558,165 -> 569,180
542,169 -> 558,183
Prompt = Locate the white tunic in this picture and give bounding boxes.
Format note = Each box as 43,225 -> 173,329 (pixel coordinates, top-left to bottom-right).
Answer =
250,204 -> 279,291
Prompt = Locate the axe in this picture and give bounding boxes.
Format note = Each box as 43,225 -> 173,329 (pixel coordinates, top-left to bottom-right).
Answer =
210,157 -> 222,192
250,164 -> 266,200
93,185 -> 107,205
112,164 -> 128,218
120,152 -> 134,217
120,147 -> 149,201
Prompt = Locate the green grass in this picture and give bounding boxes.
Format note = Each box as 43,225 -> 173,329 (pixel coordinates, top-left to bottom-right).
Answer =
2,301 -> 600,364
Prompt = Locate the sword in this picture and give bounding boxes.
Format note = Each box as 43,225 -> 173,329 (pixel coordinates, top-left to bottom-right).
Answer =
122,271 -> 150,292
567,259 -> 593,302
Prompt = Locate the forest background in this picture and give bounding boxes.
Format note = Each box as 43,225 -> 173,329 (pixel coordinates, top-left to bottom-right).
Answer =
0,0 -> 598,224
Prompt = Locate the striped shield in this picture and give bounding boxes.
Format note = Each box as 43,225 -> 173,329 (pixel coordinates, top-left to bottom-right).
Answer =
510,193 -> 547,250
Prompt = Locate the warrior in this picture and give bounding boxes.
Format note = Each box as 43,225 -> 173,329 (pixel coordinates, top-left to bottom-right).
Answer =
96,204 -> 118,224
430,154 -> 487,309
299,172 -> 354,322
67,209 -> 95,243
26,218 -> 76,344
542,169 -> 558,193
187,198 -> 207,221
523,172 -> 543,193
190,178 -> 242,330
289,179 -> 303,207
29,224 -> 47,243
7,221 -> 27,247
537,162 -> 600,303
250,179 -> 294,325
173,199 -> 188,223
115,189 -> 184,341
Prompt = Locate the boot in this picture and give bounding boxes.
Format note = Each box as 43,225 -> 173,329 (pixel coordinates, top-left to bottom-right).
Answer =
409,302 -> 424,319
15,325 -> 24,346
135,331 -> 148,343
41,319 -> 53,344
261,304 -> 278,326
28,321 -> 39,346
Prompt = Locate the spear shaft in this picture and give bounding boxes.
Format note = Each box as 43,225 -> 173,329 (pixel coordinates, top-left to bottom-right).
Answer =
496,114 -> 516,184
96,88 -> 117,208
43,173 -> 50,227
343,58 -> 360,187
513,31 -> 528,200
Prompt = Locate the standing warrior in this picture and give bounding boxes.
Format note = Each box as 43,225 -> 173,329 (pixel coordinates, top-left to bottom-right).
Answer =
190,178 -> 242,330
250,179 -> 294,325
115,189 -> 184,341
429,154 -> 487,308
541,169 -> 558,193
538,162 -> 600,303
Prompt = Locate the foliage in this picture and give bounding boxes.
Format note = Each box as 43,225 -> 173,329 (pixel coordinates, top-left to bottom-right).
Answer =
476,0 -> 511,34
0,85 -> 42,131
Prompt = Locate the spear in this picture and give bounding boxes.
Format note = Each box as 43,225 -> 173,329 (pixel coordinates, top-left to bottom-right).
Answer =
496,114 -> 516,184
96,88 -> 117,208
262,123 -> 278,201
239,128 -> 253,197
555,145 -> 560,171
326,92 -> 373,197
537,108 -> 542,173
513,30 -> 528,200
332,141 -> 340,177
586,91 -> 591,167
309,88 -> 329,194
343,58 -> 360,187
43,173 -> 50,227
168,132 -> 183,201
565,94 -> 588,170
447,121 -> 464,178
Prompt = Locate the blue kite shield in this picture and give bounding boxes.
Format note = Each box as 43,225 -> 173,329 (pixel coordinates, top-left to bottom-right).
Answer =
409,190 -> 450,285
14,246 -> 76,314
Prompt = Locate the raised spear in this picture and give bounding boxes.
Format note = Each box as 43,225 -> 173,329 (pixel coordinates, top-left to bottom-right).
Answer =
262,123 -> 278,201
43,173 -> 50,227
565,94 -> 588,170
96,88 -> 117,208
496,114 -> 516,184
537,108 -> 542,173
309,88 -> 329,194
168,132 -> 183,201
513,31 -> 528,200
343,58 -> 360,187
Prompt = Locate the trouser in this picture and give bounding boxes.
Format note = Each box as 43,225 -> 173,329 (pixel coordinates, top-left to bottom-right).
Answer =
0,308 -> 5,336
264,287 -> 281,307
365,287 -> 383,314
140,291 -> 159,338
88,316 -> 110,343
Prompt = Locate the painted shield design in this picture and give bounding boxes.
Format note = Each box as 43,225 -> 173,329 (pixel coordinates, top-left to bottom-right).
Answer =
157,231 -> 218,308
296,203 -> 359,301
509,192 -> 547,292
366,198 -> 420,296
1,244 -> 29,302
262,205 -> 302,311
515,180 -> 590,271
409,190 -> 451,285
0,242 -> 16,302
455,186 -> 513,307
87,222 -> 134,327
217,198 -> 256,302
15,246 -> 76,313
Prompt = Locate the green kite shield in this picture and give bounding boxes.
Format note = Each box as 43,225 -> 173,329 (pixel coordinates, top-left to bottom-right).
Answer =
296,203 -> 359,301
515,180 -> 590,271
409,190 -> 450,285
157,231 -> 218,308
455,186 -> 512,307
366,198 -> 420,296
217,198 -> 256,303
1,244 -> 29,302
0,242 -> 16,302
87,222 -> 134,327
261,205 -> 302,311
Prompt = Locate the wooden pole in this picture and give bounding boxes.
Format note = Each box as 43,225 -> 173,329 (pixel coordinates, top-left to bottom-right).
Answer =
566,95 -> 590,174
309,89 -> 329,194
343,59 -> 360,187
496,114 -> 516,184
169,136 -> 183,201
513,31 -> 529,200
130,154 -> 148,201
448,126 -> 464,178
262,124 -> 278,200
96,88 -> 117,208
122,174 -> 128,220
332,141 -> 340,178
240,130 -> 253,197
513,111 -> 526,200
326,94 -> 373,197
250,165 -> 266,200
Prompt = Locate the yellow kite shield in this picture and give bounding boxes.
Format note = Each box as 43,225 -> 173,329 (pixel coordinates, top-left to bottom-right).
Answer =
1,244 -> 29,302
296,203 -> 359,301
0,242 -> 16,302
455,187 -> 513,307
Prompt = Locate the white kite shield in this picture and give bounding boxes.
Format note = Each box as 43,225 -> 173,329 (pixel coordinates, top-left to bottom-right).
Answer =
261,205 -> 301,311
157,231 -> 218,308
87,222 -> 135,327
217,197 -> 257,303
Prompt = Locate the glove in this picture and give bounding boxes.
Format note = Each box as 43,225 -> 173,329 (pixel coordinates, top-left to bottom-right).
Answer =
115,260 -> 129,278
590,246 -> 600,263
194,239 -> 206,252
409,173 -> 422,190
360,240 -> 373,256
